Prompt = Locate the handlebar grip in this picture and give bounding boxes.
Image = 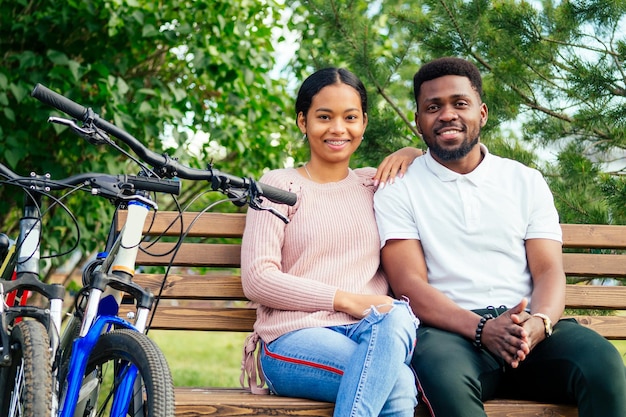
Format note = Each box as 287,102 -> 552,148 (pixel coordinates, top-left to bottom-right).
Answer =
31,84 -> 88,120
125,175 -> 181,195
257,182 -> 297,206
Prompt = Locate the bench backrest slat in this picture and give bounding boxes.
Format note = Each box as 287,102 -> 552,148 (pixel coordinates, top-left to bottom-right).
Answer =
561,224 -> 626,249
563,253 -> 626,278
135,243 -> 241,267
116,211 -> 246,237
137,274 -> 245,300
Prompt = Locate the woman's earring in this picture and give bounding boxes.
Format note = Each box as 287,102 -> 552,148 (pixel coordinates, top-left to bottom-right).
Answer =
302,133 -> 307,141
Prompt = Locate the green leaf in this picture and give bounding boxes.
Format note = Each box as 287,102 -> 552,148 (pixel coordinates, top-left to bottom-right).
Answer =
68,60 -> 81,82
138,101 -> 152,113
169,84 -> 186,102
47,50 -> 69,66
132,10 -> 144,25
116,77 -> 129,95
3,107 -> 15,122
142,24 -> 159,37
138,88 -> 158,96
8,83 -> 27,103
0,73 -> 8,90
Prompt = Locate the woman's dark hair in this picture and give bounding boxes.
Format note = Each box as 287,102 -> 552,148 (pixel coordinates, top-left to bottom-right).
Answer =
295,68 -> 368,122
413,57 -> 483,109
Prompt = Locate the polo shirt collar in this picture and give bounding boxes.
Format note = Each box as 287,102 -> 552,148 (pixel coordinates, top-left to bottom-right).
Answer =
424,143 -> 491,186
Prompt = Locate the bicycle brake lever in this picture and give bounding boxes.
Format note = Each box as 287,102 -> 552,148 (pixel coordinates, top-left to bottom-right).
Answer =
248,198 -> 290,224
48,116 -> 112,146
244,180 -> 290,224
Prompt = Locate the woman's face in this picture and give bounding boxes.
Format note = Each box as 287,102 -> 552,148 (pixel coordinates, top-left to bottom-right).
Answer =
297,83 -> 367,165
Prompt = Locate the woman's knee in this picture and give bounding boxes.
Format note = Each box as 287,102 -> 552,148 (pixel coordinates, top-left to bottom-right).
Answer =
383,300 -> 419,335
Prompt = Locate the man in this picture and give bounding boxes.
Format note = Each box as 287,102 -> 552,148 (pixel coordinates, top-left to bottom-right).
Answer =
374,57 -> 626,417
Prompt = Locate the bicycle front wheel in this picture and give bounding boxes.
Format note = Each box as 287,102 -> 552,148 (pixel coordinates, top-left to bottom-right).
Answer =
0,319 -> 52,417
76,329 -> 174,417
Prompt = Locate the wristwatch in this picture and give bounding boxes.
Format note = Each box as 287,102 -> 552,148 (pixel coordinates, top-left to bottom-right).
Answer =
532,313 -> 553,338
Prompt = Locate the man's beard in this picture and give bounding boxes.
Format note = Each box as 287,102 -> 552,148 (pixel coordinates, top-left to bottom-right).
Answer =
426,131 -> 480,162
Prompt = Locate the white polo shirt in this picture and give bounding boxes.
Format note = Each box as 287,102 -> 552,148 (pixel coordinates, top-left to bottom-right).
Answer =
374,144 -> 562,310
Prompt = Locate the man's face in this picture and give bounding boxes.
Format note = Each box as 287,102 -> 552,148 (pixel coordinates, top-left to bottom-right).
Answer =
415,75 -> 487,162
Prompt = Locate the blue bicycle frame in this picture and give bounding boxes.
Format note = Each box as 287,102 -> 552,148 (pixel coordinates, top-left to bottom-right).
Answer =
59,315 -> 140,417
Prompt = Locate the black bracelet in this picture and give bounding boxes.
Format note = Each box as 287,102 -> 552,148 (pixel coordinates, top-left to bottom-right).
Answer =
473,314 -> 494,349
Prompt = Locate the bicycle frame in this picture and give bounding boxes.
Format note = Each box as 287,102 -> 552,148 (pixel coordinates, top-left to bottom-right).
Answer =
0,189 -> 65,416
60,316 -> 141,417
58,195 -> 157,417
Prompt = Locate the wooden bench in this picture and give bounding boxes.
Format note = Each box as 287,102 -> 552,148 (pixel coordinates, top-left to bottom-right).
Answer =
118,211 -> 626,417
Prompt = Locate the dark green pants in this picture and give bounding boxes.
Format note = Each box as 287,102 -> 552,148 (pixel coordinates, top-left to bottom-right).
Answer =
412,318 -> 626,417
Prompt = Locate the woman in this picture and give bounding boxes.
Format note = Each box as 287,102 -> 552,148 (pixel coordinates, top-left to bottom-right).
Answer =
241,68 -> 421,417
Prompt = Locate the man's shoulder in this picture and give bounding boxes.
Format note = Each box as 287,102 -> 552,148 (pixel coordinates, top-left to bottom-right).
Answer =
489,153 -> 543,177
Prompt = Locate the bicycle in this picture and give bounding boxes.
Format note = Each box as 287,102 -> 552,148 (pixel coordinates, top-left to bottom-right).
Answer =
55,176 -> 181,417
30,83 -> 297,417
0,167 -> 67,417
0,164 -> 180,416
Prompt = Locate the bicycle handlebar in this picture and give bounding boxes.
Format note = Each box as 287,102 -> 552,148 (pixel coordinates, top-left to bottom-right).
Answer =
31,83 -> 297,207
0,162 -> 181,198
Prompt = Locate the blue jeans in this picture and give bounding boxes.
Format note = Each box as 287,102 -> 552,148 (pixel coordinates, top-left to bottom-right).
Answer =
260,300 -> 418,417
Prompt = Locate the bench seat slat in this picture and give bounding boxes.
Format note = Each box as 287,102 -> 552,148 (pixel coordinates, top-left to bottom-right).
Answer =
173,388 -> 578,417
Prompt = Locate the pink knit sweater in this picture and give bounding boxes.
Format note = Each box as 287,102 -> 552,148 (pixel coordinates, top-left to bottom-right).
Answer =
240,167 -> 389,344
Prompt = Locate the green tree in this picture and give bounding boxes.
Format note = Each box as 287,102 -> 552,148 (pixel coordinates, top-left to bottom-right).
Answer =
289,0 -> 626,224
0,0 -> 300,278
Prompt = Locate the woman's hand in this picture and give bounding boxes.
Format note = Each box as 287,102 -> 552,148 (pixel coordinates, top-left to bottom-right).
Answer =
334,290 -> 394,318
373,147 -> 424,188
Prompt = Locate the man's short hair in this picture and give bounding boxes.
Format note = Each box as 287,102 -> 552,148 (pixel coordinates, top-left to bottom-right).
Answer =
413,57 -> 483,108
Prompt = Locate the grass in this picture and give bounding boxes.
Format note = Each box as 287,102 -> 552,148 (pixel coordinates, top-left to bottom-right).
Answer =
150,330 -> 626,388
149,330 -> 248,387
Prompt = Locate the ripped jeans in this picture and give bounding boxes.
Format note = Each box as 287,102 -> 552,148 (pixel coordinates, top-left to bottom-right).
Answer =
260,299 -> 419,417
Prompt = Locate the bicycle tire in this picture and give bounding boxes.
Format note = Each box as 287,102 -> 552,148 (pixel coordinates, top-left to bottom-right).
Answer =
74,329 -> 174,417
0,320 -> 52,417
